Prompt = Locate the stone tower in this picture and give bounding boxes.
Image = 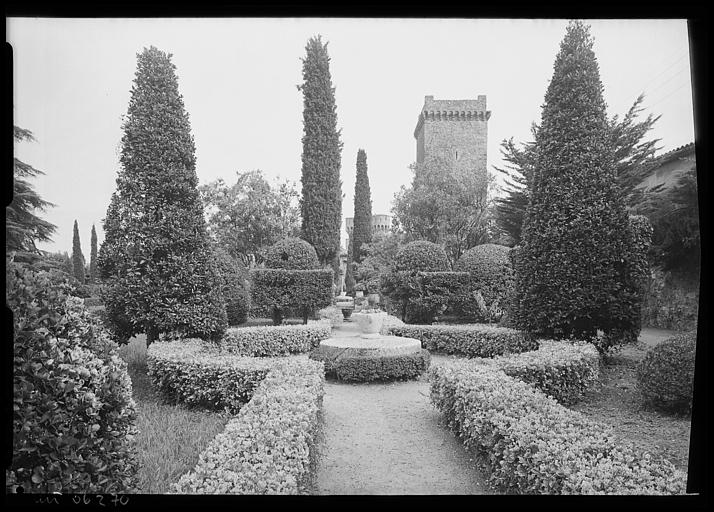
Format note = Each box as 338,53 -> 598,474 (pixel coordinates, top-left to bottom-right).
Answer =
414,95 -> 491,201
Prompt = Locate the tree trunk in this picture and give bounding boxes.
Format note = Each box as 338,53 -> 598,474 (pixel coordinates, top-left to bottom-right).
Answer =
146,326 -> 159,348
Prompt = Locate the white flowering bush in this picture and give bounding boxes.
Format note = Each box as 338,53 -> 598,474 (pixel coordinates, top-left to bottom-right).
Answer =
429,362 -> 687,494
492,340 -> 601,405
147,339 -> 282,413
173,358 -> 324,494
220,324 -> 331,357
387,324 -> 537,358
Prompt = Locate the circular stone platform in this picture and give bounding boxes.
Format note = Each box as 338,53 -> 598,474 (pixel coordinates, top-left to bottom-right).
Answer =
309,334 -> 430,382
315,335 -> 422,358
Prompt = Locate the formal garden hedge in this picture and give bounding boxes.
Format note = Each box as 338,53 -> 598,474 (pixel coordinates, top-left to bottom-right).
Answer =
492,340 -> 601,406
310,349 -> 431,382
220,324 -> 332,357
430,362 -> 687,494
147,340 -> 280,413
173,358 -> 324,494
387,324 -> 537,358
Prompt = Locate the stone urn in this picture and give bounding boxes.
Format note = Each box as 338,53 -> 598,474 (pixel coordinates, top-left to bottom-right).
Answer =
353,310 -> 386,338
335,294 -> 355,320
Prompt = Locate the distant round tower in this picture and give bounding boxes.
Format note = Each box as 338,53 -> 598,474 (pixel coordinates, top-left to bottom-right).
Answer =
346,214 -> 392,239
414,95 -> 491,203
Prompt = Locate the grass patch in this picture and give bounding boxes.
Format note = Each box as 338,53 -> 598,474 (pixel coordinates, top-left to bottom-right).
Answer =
569,328 -> 692,472
118,335 -> 231,494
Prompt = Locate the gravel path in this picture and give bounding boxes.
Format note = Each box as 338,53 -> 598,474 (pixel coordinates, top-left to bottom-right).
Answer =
314,321 -> 491,495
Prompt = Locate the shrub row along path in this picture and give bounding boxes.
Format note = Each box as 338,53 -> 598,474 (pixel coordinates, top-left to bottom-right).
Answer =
314,321 -> 491,495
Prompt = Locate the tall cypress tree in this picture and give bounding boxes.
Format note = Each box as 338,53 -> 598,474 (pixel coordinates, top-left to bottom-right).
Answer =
89,224 -> 98,284
98,46 -> 226,346
352,149 -> 373,264
514,21 -> 640,342
72,220 -> 85,284
298,35 -> 343,274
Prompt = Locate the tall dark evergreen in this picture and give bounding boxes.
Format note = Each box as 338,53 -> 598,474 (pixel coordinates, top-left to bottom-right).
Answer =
98,46 -> 226,346
8,126 -> 57,260
298,35 -> 343,274
71,220 -> 86,284
352,149 -> 373,264
494,95 -> 660,246
89,224 -> 98,284
514,21 -> 642,343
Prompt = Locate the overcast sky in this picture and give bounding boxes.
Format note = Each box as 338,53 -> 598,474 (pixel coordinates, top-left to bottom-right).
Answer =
8,18 -> 695,256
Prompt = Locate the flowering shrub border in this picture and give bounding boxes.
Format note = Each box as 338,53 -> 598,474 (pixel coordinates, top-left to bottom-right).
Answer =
173,358 -> 324,494
429,361 -> 687,494
220,324 -> 331,356
387,324 -> 537,358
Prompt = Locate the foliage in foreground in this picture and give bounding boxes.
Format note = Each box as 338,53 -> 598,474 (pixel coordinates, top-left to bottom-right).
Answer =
173,358 -> 324,494
429,361 -> 687,494
7,262 -> 138,494
99,46 -> 226,346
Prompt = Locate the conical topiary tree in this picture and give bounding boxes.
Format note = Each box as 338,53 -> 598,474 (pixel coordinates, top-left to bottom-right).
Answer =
98,46 -> 227,346
72,220 -> 86,284
298,35 -> 343,277
514,20 -> 643,345
352,149 -> 373,264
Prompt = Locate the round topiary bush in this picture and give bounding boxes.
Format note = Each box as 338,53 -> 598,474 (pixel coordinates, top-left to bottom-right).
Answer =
455,244 -> 514,321
7,262 -> 139,494
264,237 -> 319,270
636,331 -> 696,414
394,241 -> 449,272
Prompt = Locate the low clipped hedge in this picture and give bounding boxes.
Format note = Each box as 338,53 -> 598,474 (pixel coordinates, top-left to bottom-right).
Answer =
387,324 -> 536,358
147,340 -> 281,413
493,340 -> 601,406
637,331 -> 696,414
429,362 -> 687,494
310,349 -> 431,382
173,358 -> 324,494
220,324 -> 331,357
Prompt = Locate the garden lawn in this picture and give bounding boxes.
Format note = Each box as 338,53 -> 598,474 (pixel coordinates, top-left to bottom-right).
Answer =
569,328 -> 692,472
118,335 -> 232,494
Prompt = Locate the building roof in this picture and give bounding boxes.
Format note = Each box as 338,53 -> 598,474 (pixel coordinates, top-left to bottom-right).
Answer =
655,142 -> 695,166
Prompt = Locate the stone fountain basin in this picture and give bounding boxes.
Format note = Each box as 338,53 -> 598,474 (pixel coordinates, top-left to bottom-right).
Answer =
314,335 -> 422,358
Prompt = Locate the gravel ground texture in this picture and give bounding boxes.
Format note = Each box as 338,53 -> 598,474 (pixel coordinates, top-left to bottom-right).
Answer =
314,376 -> 492,495
314,323 -> 693,494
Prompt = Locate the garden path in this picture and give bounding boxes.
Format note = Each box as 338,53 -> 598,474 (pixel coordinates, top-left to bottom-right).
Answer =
313,321 -> 491,495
